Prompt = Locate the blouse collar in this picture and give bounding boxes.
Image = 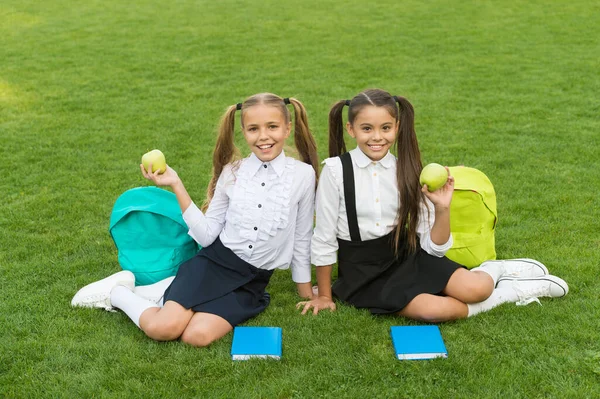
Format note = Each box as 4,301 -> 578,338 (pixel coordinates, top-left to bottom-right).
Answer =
351,147 -> 395,169
243,151 -> 287,177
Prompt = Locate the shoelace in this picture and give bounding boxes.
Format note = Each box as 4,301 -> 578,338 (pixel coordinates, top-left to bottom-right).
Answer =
513,286 -> 543,307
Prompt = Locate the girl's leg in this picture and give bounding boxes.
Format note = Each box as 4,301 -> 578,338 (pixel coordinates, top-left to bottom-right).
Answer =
442,268 -> 522,318
110,285 -> 194,341
137,301 -> 195,341
398,268 -> 512,322
443,268 -> 495,303
179,312 -> 233,348
398,294 -> 468,322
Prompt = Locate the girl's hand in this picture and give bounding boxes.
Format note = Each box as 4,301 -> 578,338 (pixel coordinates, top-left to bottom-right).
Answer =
296,296 -> 336,315
422,167 -> 454,209
140,163 -> 181,188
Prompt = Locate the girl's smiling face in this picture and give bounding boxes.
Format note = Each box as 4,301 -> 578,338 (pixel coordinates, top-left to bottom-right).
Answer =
346,105 -> 397,161
242,104 -> 291,162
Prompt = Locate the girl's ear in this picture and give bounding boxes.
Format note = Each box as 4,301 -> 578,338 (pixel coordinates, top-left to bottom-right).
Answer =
346,121 -> 356,138
286,121 -> 292,138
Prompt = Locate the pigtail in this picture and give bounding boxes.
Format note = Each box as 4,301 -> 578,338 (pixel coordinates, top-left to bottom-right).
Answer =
201,104 -> 240,212
392,95 -> 423,254
288,97 -> 319,185
328,100 -> 348,158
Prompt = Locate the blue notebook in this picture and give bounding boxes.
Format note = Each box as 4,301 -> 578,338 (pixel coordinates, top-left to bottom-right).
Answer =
390,326 -> 448,360
230,327 -> 282,360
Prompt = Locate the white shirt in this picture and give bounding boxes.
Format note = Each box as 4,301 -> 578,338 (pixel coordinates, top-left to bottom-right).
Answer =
182,151 -> 316,283
311,147 -> 453,266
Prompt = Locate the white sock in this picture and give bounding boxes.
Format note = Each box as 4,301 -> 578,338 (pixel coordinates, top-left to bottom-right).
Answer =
133,276 -> 174,305
110,285 -> 159,328
467,287 -> 519,317
471,261 -> 504,286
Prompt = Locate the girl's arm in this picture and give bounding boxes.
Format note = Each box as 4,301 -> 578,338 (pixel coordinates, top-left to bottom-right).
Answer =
297,160 -> 340,315
141,163 -> 227,247
292,166 -> 316,298
418,167 -> 455,255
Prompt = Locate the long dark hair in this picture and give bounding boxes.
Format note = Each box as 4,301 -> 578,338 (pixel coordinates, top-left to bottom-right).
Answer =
328,89 -> 424,253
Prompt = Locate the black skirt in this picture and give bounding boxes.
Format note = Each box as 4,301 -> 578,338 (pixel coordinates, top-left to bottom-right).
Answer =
333,151 -> 463,314
333,232 -> 462,315
162,237 -> 273,326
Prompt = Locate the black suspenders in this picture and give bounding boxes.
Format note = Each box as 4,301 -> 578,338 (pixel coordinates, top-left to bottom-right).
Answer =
340,152 -> 362,242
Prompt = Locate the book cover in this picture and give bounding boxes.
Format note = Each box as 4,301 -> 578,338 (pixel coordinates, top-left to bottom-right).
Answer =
230,327 -> 282,360
390,325 -> 448,360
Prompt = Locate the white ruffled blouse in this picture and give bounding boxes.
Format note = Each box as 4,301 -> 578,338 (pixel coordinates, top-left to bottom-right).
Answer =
183,151 -> 315,283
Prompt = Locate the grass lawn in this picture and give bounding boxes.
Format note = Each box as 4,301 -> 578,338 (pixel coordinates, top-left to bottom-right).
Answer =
1,0 -> 599,397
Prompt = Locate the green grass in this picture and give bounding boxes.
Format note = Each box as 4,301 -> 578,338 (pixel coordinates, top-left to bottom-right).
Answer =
2,0 -> 599,397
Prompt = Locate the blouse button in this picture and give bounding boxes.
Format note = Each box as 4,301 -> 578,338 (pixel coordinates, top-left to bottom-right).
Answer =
376,222 -> 380,226
263,164 -> 267,168
249,245 -> 253,249
375,198 -> 379,203
258,204 -> 262,208
373,172 -> 377,176
254,227 -> 258,231
261,182 -> 265,186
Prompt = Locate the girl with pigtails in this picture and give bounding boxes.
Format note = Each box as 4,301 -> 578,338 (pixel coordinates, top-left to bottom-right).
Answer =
299,88 -> 568,321
73,93 -> 319,347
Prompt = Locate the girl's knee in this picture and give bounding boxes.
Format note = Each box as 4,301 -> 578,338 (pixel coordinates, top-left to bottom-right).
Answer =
448,270 -> 494,303
463,278 -> 494,303
142,318 -> 185,341
180,325 -> 218,347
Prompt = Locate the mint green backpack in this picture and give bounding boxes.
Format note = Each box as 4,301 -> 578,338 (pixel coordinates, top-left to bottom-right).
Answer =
445,166 -> 497,268
109,187 -> 200,285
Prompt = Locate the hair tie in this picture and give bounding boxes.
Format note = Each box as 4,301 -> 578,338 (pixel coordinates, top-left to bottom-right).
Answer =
283,97 -> 290,105
345,100 -> 351,106
393,95 -> 400,102
235,103 -> 242,111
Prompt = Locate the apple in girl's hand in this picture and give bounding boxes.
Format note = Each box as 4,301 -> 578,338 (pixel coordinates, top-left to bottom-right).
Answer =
141,149 -> 167,174
419,163 -> 448,192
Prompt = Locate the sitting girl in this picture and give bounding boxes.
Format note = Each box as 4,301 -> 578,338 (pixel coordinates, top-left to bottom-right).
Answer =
73,93 -> 318,346
298,88 -> 568,320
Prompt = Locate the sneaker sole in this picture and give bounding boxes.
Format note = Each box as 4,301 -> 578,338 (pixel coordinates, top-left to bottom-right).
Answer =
497,275 -> 569,297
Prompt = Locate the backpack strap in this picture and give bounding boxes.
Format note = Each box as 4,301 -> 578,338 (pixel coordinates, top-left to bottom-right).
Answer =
340,152 -> 362,242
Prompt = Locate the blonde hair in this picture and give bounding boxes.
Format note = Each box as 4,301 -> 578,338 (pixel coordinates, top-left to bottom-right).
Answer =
202,93 -> 319,211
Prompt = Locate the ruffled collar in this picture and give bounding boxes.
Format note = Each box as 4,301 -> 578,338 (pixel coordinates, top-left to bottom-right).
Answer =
241,151 -> 287,178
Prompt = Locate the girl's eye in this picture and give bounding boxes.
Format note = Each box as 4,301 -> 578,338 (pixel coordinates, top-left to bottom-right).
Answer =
269,125 -> 278,129
363,127 -> 371,132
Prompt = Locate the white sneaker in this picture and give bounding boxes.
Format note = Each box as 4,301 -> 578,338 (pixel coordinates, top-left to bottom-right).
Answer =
497,275 -> 569,306
71,270 -> 135,311
482,258 -> 549,279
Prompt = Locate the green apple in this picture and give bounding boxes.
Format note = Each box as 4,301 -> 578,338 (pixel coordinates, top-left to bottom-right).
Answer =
141,149 -> 167,174
419,163 -> 448,192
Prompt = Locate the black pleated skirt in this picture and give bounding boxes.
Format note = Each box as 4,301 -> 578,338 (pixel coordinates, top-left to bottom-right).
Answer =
333,232 -> 462,314
162,237 -> 273,326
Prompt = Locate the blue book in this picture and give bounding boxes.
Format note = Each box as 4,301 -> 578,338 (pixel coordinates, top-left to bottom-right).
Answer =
230,327 -> 282,360
390,326 -> 448,360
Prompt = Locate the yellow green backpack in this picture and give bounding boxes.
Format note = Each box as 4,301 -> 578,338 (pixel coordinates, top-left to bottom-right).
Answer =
445,166 -> 497,268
